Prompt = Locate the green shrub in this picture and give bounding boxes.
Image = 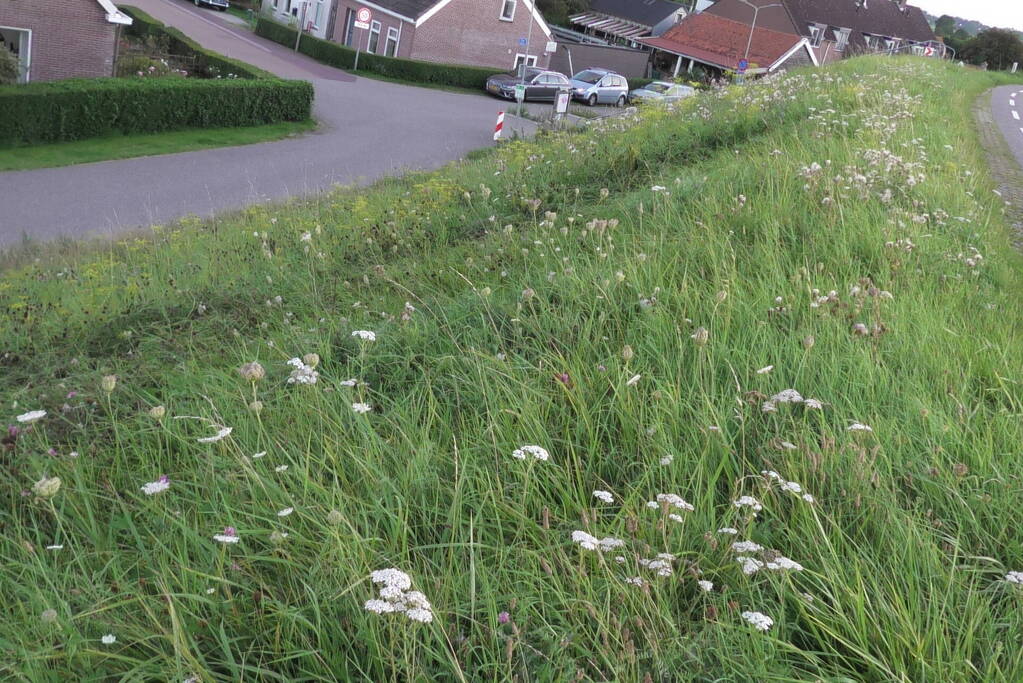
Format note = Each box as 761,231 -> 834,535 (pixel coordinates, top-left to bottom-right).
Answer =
0,77 -> 313,145
255,18 -> 503,89
0,48 -> 19,85
121,6 -> 274,79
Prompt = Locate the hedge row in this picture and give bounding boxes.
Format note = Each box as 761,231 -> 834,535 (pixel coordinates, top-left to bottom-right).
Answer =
0,78 -> 314,145
122,5 -> 274,79
255,18 -> 502,89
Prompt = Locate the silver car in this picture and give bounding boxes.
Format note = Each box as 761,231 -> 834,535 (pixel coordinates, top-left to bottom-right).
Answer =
569,68 -> 629,107
629,81 -> 696,104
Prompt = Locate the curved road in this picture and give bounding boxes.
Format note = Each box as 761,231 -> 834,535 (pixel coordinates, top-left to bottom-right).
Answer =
0,0 -> 535,246
992,85 -> 1023,170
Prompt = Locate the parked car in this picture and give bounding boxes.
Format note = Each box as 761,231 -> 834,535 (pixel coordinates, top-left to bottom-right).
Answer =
629,81 -> 696,104
569,68 -> 629,107
193,0 -> 229,11
485,68 -> 572,102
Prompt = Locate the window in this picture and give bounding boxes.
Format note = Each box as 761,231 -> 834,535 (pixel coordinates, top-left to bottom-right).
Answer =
863,34 -> 877,50
500,0 -> 516,21
833,28 -> 850,51
385,26 -> 399,57
808,24 -> 824,48
313,0 -> 325,27
885,38 -> 900,53
342,8 -> 355,46
272,0 -> 278,8
513,53 -> 537,70
367,20 -> 381,53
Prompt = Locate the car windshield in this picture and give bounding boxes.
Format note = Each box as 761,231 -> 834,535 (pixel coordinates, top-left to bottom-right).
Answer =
519,67 -> 543,80
573,70 -> 604,84
644,83 -> 671,93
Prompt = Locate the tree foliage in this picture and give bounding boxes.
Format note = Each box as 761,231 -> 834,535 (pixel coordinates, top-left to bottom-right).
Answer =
961,28 -> 1023,71
0,49 -> 19,85
535,0 -> 589,26
934,14 -> 956,37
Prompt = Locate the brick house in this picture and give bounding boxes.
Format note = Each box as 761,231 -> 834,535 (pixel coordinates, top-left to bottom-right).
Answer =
264,0 -> 555,70
0,0 -> 132,83
639,3 -> 817,78
569,0 -> 715,48
704,0 -> 940,65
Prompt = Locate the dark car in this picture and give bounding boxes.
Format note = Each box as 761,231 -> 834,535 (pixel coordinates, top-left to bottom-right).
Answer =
194,0 -> 229,10
486,68 -> 572,102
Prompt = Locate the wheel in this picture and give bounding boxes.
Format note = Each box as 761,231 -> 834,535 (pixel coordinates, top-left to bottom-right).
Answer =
587,94 -> 597,107
616,94 -> 626,107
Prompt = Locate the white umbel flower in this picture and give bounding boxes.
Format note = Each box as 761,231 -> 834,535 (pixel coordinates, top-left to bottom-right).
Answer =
140,476 -> 171,496
351,403 -> 372,414
101,634 -> 116,645
277,507 -> 294,517
351,330 -> 377,341
741,611 -> 774,631
717,527 -> 739,535
1006,571 -> 1023,584
733,496 -> 763,512
16,410 -> 47,424
697,580 -> 713,592
731,540 -> 763,553
512,445 -> 550,461
197,427 -> 232,443
593,490 -> 614,504
848,422 -> 873,432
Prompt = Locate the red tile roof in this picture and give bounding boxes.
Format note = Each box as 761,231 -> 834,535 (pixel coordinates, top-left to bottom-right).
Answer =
639,12 -> 806,71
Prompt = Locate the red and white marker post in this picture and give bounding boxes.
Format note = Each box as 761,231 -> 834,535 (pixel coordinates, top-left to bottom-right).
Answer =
493,111 -> 505,141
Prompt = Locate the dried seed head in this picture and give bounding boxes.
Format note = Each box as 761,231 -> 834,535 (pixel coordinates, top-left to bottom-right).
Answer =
101,375 -> 117,394
148,405 -> 166,420
238,362 -> 266,382
802,335 -> 815,350
691,327 -> 709,346
622,345 -> 634,361
302,353 -> 320,369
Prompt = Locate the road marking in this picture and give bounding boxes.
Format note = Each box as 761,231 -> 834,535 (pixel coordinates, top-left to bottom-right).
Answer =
1014,110 -> 1021,120
1012,99 -> 1017,107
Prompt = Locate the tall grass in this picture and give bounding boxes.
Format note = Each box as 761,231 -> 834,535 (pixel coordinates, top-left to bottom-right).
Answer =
2,57 -> 1023,681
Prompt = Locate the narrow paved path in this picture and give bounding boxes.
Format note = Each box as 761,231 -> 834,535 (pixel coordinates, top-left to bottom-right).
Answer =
981,85 -> 1023,251
0,0 -> 535,247
991,85 -> 1023,170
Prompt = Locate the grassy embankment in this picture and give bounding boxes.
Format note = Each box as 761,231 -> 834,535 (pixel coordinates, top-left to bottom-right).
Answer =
2,57 -> 1023,681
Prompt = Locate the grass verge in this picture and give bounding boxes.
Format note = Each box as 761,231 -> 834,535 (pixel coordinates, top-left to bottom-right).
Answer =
0,119 -> 316,172
2,57 -> 1023,681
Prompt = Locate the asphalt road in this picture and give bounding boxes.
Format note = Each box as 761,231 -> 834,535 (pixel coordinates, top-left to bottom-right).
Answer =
0,0 -> 537,247
991,84 -> 1023,171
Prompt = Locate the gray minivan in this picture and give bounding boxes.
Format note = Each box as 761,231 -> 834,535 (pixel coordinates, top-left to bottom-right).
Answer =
569,68 -> 629,107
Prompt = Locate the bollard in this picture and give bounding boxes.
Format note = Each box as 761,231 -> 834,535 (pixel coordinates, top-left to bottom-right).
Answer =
493,111 -> 505,141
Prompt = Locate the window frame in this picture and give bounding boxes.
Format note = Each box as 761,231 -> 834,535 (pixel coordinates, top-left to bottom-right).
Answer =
384,26 -> 400,57
833,27 -> 850,51
808,24 -> 824,48
513,53 -> 538,70
367,20 -> 381,54
500,0 -> 517,22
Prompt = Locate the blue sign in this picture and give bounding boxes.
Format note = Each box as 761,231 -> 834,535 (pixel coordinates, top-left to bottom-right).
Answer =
738,58 -> 749,73
518,38 -> 528,46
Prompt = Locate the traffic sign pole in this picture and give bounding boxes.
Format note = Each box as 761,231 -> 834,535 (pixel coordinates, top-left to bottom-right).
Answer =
353,8 -> 372,71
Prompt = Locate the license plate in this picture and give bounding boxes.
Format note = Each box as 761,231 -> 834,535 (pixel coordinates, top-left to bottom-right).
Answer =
488,83 -> 499,93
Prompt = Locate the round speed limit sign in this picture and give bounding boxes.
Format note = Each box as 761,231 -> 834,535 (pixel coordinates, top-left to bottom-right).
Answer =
356,7 -> 372,23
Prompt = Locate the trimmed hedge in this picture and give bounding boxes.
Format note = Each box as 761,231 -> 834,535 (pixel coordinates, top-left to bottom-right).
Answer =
122,6 -> 275,79
0,77 -> 314,145
255,18 -> 502,89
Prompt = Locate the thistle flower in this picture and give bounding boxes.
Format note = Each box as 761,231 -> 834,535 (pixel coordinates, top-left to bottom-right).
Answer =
32,476 -> 61,499
16,410 -> 47,424
351,330 -> 377,342
238,362 -> 266,382
101,634 -> 117,645
351,403 -> 372,414
213,527 -> 240,544
197,427 -> 232,443
741,611 -> 774,631
140,475 -> 170,496
498,611 -> 510,624
148,405 -> 166,420
512,445 -> 550,461
691,327 -> 709,346
593,490 -> 614,504
101,375 -> 117,394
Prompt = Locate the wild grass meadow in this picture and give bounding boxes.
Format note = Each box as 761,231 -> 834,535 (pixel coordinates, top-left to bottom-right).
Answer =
2,57 -> 1023,681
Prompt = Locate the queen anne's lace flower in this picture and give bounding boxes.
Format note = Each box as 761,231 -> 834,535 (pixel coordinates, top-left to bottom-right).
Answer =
286,358 -> 319,385
848,422 -> 873,432
16,410 -> 46,424
351,330 -> 377,341
733,496 -> 763,512
351,403 -> 372,414
213,527 -> 240,544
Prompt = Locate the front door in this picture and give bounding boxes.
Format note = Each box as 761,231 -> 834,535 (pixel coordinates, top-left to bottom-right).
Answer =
325,0 -> 339,41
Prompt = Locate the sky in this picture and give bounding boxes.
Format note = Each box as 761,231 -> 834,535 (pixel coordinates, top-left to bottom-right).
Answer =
911,0 -> 1023,32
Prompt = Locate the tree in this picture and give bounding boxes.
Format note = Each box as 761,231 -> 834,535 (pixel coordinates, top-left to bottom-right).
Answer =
934,14 -> 956,37
536,0 -> 589,26
961,29 -> 1023,70
0,49 -> 19,85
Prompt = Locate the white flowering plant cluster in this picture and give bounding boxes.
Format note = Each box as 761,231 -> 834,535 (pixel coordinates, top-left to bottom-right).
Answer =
364,568 -> 433,624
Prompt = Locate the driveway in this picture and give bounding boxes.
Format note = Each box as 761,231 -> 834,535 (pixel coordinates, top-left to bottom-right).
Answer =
0,0 -> 536,247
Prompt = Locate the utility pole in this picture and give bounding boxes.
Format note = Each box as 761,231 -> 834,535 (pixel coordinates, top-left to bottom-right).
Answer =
518,0 -> 535,118
294,0 -> 308,52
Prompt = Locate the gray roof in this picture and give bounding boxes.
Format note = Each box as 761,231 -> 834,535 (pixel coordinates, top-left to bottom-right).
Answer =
587,0 -> 683,28
784,0 -> 935,43
365,0 -> 441,20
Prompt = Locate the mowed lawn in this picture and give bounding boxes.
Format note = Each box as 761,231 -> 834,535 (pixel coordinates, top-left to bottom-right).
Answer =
2,57 -> 1023,681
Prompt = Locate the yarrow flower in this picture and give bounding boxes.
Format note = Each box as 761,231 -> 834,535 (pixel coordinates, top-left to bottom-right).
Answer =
351,330 -> 377,342
731,540 -> 763,553
512,445 -> 550,461
717,527 -> 739,535
571,530 -> 624,552
593,490 -> 614,504
741,611 -> 774,631
351,402 -> 373,414
697,580 -> 713,592
16,410 -> 46,424
101,634 -> 116,645
733,496 -> 763,513
277,507 -> 294,517
140,475 -> 170,496
647,493 -> 694,512
365,568 -> 433,623
1005,571 -> 1023,584
286,358 -> 319,385
213,527 -> 240,544
197,426 -> 232,443
848,422 -> 873,433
